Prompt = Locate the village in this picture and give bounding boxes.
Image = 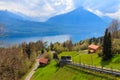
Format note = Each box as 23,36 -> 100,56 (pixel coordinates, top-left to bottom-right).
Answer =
38,44 -> 99,66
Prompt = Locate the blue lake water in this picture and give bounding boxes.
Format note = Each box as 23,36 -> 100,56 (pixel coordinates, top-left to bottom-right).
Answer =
0,35 -> 71,46
0,31 -> 103,47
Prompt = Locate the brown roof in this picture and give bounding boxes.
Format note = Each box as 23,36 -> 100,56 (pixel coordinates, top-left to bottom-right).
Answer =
88,44 -> 99,50
39,58 -> 48,64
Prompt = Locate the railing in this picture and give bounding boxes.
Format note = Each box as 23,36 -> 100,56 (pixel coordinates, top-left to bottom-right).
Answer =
67,62 -> 120,76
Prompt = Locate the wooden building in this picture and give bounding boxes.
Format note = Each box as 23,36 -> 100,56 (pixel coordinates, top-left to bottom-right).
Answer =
88,44 -> 100,53
39,58 -> 48,66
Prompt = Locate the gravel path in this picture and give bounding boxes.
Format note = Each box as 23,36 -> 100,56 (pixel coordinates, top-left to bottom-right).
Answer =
25,54 -> 44,80
25,59 -> 39,80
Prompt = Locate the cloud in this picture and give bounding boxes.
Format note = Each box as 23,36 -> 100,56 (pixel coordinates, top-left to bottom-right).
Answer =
86,8 -> 120,20
86,8 -> 104,17
74,0 -> 120,13
0,0 -> 120,21
0,0 -> 74,21
74,0 -> 120,19
106,9 -> 120,20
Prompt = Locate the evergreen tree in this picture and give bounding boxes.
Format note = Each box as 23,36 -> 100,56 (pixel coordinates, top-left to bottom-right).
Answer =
41,49 -> 44,54
102,29 -> 112,60
108,32 -> 112,56
53,52 -> 59,60
68,40 -> 73,51
50,42 -> 54,50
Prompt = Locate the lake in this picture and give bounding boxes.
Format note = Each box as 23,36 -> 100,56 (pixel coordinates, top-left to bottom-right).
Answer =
0,32 -> 103,47
0,35 -> 71,47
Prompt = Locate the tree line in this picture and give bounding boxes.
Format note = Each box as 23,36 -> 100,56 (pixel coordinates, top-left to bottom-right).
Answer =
0,41 -> 45,80
102,19 -> 120,60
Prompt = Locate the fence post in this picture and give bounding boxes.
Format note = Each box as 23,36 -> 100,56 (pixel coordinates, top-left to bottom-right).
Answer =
79,55 -> 81,65
95,65 -> 96,72
111,67 -> 113,74
101,66 -> 103,73
73,57 -> 74,64
91,55 -> 93,66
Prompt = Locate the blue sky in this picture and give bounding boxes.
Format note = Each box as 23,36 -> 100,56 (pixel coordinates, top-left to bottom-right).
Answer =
0,0 -> 120,21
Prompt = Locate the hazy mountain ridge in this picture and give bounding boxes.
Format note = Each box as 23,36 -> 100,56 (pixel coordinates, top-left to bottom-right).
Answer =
0,8 -> 112,42
0,10 -> 62,38
46,7 -> 112,41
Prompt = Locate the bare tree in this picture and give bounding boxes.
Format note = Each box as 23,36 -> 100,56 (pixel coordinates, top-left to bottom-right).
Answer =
108,19 -> 120,38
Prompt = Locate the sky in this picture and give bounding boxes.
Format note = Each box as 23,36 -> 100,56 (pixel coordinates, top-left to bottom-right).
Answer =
0,0 -> 120,21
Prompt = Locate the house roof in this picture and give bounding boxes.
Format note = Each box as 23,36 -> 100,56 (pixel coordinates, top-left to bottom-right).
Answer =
39,58 -> 48,64
88,44 -> 99,50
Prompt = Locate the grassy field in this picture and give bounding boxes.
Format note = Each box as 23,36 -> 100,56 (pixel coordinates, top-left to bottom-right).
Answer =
31,60 -> 119,80
59,51 -> 120,70
31,51 -> 120,80
51,65 -> 118,80
30,60 -> 58,80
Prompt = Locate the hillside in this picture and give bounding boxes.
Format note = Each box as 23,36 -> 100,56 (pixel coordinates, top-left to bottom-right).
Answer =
59,51 -> 120,70
31,60 -> 119,80
31,51 -> 120,80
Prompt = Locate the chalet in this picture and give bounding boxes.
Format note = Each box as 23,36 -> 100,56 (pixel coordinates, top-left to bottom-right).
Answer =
88,44 -> 100,53
39,58 -> 48,66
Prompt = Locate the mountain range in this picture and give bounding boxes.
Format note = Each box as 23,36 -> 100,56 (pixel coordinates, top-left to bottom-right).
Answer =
0,7 -> 112,43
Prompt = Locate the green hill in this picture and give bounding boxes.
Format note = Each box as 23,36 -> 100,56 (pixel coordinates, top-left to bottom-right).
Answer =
31,51 -> 120,80
59,51 -> 120,70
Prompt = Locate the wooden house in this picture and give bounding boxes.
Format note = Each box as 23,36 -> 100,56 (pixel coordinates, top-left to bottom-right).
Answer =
39,58 -> 48,66
88,44 -> 100,53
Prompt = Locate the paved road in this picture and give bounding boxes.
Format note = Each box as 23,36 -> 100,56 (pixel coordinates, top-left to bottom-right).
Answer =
25,54 -> 44,80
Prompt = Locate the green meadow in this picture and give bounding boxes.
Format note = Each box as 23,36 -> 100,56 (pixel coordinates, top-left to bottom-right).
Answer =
31,51 -> 120,80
